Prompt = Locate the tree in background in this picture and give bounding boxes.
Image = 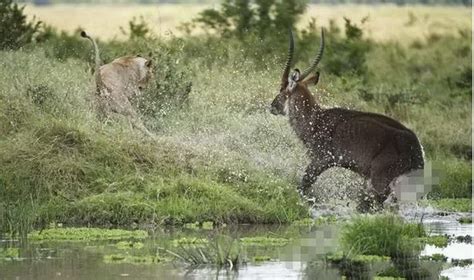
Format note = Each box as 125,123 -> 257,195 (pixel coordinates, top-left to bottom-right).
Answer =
0,0 -> 41,50
195,0 -> 308,37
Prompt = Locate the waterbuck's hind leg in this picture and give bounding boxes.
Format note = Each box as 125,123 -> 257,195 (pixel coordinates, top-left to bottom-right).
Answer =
357,145 -> 402,212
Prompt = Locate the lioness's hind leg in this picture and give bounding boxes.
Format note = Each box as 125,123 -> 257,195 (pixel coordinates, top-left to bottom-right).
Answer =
129,117 -> 153,138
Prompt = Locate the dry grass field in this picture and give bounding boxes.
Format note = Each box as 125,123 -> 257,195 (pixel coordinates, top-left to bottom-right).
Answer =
24,4 -> 471,42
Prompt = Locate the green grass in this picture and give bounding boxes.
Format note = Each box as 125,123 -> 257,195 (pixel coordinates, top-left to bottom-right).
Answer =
420,253 -> 448,262
337,215 -> 446,279
420,198 -> 472,212
0,49 -> 308,234
419,235 -> 449,248
327,252 -> 391,264
0,248 -> 20,262
340,214 -> 426,258
0,8 -> 471,234
166,235 -> 245,268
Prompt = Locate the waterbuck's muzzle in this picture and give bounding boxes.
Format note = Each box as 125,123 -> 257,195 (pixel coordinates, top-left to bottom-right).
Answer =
270,99 -> 282,115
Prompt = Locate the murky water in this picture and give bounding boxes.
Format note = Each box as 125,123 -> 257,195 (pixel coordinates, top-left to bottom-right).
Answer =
1,210 -> 472,280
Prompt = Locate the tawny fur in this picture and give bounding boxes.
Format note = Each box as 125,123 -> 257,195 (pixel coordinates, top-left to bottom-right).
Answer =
81,31 -> 153,136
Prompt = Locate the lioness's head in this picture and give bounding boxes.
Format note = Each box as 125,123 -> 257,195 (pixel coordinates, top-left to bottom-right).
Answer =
135,56 -> 153,90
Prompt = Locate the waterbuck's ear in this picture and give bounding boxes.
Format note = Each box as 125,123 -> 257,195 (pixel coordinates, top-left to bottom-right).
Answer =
145,59 -> 153,67
302,71 -> 320,87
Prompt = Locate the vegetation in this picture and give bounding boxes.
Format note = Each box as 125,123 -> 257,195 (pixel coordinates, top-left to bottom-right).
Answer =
0,0 -> 41,50
340,215 -> 426,258
458,216 -> 472,224
0,247 -> 20,262
195,0 -> 308,37
451,258 -> 473,267
0,0 -> 471,236
454,234 -> 472,243
167,235 -> 244,268
240,236 -> 290,246
336,215 -> 437,279
420,198 -> 472,212
28,227 -> 148,241
15,0 -> 474,5
420,253 -> 448,262
103,253 -> 165,264
115,240 -> 145,250
419,235 -> 449,248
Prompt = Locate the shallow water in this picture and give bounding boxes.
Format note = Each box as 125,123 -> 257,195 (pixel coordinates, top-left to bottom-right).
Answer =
422,219 -> 474,280
1,210 -> 472,280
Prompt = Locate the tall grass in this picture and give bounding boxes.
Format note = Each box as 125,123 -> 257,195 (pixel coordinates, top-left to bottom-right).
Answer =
338,214 -> 435,278
0,6 -> 471,234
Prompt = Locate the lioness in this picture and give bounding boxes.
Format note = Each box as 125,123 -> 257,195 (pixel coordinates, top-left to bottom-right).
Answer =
81,31 -> 153,136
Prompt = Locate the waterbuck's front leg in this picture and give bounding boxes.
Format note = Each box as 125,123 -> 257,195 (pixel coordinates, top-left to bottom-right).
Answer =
299,161 -> 330,201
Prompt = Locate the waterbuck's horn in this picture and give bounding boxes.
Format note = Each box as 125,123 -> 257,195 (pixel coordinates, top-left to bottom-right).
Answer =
298,28 -> 325,81
281,28 -> 295,88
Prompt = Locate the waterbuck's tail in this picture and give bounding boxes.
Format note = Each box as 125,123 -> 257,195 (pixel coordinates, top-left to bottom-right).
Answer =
80,31 -> 103,91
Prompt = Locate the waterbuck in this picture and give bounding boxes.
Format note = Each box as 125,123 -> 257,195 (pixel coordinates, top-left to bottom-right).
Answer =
270,29 -> 424,210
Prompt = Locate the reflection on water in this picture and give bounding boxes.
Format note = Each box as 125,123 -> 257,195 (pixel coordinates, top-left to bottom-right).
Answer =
441,266 -> 474,280
1,211 -> 472,280
422,222 -> 473,280
185,262 -> 307,280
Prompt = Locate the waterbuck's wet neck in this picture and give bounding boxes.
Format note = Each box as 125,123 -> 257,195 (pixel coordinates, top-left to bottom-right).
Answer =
287,86 -> 321,145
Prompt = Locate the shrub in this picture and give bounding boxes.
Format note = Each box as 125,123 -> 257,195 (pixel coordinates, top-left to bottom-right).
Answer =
120,16 -> 151,40
0,0 -> 41,50
323,18 -> 371,76
195,0 -> 308,37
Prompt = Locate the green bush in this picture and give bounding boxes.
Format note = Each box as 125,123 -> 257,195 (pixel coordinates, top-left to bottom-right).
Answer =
195,0 -> 308,37
120,16 -> 151,40
0,0 -> 41,50
322,18 -> 371,76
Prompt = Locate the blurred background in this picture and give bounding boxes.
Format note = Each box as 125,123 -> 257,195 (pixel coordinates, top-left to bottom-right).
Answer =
18,0 -> 472,41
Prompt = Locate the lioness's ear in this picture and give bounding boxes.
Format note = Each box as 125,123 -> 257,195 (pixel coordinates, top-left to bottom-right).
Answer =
145,59 -> 152,67
303,71 -> 320,87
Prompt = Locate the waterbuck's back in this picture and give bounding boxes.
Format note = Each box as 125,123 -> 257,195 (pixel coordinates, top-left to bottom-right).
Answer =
320,108 -> 423,175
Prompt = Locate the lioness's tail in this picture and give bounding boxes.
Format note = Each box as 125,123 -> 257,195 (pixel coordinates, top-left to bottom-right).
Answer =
81,31 -> 103,90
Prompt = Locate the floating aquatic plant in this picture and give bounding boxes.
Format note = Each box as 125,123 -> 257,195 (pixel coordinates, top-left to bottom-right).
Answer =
103,253 -> 165,264
240,236 -> 290,247
28,227 -> 148,241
